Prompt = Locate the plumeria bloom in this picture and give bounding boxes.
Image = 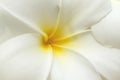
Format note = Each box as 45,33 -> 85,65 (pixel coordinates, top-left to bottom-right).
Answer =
0,0 -> 120,80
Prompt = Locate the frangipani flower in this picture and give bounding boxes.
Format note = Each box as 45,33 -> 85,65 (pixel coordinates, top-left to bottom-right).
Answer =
0,0 -> 120,80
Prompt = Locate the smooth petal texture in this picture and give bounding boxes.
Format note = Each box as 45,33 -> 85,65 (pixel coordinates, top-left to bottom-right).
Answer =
0,7 -> 36,44
53,0 -> 111,38
92,1 -> 120,48
49,47 -> 101,80
0,0 -> 111,38
57,32 -> 120,80
0,0 -> 59,34
0,34 -> 53,80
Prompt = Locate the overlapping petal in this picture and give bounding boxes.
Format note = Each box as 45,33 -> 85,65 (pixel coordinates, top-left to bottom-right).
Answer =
0,0 -> 118,80
0,0 -> 59,34
49,47 -> 101,80
0,7 -> 36,44
51,0 -> 111,38
57,32 -> 120,80
0,34 -> 53,80
0,0 -> 111,38
92,0 -> 120,48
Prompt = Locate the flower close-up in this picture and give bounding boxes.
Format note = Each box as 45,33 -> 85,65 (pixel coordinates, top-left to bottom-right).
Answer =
0,0 -> 120,80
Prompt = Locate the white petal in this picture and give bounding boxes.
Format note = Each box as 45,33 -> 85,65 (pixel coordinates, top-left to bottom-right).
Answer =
49,47 -> 101,80
91,1 -> 120,48
59,32 -> 120,80
0,34 -> 53,80
0,0 -> 59,33
0,0 -> 111,38
53,0 -> 111,38
0,7 -> 36,44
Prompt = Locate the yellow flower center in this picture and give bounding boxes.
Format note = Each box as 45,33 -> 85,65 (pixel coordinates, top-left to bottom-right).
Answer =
41,26 -> 68,54
38,0 -> 90,57
39,22 -> 90,57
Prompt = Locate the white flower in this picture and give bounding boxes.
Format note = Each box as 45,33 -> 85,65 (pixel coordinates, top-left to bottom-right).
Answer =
0,0 -> 120,80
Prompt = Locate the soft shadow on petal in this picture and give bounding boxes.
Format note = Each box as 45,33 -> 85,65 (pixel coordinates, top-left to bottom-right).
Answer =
0,0 -> 59,34
58,32 -> 120,80
0,34 -> 53,80
92,1 -> 120,49
53,0 -> 111,38
0,7 -> 37,44
49,47 -> 101,80
0,0 -> 111,39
